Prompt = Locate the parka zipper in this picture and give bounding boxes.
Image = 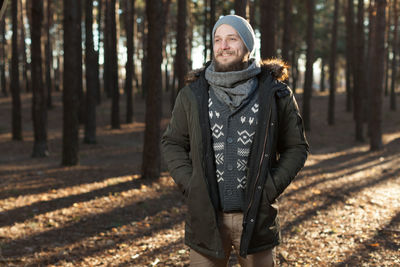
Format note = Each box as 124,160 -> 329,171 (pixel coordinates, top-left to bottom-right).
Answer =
240,101 -> 273,257
245,103 -> 273,220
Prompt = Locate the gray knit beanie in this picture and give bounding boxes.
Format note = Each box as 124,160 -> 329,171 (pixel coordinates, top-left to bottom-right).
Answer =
212,15 -> 256,56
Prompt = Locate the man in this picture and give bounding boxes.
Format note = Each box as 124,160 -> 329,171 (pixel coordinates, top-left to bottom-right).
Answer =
162,15 -> 308,266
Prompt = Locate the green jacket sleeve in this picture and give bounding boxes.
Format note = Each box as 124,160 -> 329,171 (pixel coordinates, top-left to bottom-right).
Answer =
161,88 -> 193,196
272,92 -> 309,198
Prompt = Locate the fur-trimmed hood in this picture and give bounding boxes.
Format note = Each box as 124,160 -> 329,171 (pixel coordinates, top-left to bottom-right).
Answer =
185,58 -> 289,84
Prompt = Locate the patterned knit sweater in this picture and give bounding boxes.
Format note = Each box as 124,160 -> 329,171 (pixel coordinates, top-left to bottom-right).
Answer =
208,88 -> 259,212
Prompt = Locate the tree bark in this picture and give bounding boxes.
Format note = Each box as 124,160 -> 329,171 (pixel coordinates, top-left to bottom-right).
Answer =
209,0 -> 216,55
96,0 -> 102,103
249,0 -> 258,31
124,0 -> 135,123
19,0 -> 30,93
260,0 -> 278,59
234,0 -> 247,18
54,50 -> 60,92
320,58 -> 325,92
142,0 -> 163,179
328,0 -> 339,125
78,2 -> 84,125
11,0 -> 22,140
291,46 -> 298,94
345,0 -> 354,112
390,0 -> 398,110
282,0 -> 292,63
104,0 -> 111,98
203,0 -> 208,62
45,0 -> 53,109
365,1 -> 375,129
31,0 -> 49,156
176,0 -> 188,92
353,0 -> 365,141
109,0 -> 120,129
141,11 -> 147,99
1,20 -> 6,97
370,0 -> 387,151
62,0 -> 81,165
384,3 -> 391,97
302,0 -> 315,131
84,0 -> 97,144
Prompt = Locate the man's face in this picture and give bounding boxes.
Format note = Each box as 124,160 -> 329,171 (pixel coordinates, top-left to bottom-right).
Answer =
213,24 -> 249,72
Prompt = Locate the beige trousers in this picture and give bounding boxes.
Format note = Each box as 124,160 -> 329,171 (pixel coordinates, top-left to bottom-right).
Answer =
190,212 -> 275,267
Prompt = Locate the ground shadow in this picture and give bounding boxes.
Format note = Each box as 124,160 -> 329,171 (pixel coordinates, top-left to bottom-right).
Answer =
0,174 -> 161,228
336,210 -> 400,266
1,189 -> 185,265
282,167 -> 400,235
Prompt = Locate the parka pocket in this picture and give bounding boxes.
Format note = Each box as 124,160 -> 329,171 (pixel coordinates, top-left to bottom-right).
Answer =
182,174 -> 193,198
249,186 -> 279,248
264,170 -> 279,203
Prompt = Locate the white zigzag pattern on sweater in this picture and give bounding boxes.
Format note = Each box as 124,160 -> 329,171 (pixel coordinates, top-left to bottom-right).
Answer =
237,130 -> 255,145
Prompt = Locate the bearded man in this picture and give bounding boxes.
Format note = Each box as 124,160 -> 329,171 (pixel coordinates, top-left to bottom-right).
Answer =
162,15 -> 309,267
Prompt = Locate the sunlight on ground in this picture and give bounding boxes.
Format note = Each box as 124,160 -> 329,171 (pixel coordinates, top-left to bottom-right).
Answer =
0,175 -> 139,212
0,176 -> 176,241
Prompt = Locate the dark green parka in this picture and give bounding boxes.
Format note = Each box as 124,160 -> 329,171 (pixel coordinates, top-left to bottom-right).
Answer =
161,59 -> 309,259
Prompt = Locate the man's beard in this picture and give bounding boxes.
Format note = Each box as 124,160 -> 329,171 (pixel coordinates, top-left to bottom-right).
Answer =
213,51 -> 249,72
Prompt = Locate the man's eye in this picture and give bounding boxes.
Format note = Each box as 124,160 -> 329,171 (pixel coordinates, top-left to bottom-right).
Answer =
230,38 -> 236,41
215,39 -> 221,43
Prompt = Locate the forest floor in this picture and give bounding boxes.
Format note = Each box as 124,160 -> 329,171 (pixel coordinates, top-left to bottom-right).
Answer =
0,89 -> 399,267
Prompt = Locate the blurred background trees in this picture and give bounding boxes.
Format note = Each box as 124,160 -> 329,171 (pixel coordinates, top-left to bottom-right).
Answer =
0,0 -> 397,176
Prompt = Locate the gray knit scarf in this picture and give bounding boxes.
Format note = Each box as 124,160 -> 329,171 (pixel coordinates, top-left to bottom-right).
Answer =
205,59 -> 261,109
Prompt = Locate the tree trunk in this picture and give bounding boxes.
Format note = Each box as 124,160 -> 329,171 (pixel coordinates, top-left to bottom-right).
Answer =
176,0 -> 188,92
302,0 -> 315,131
62,0 -> 81,165
234,0 -> 247,18
19,0 -> 30,93
203,0 -> 208,62
365,1 -> 375,129
84,0 -> 97,144
353,0 -> 365,141
109,0 -> 120,129
124,0 -> 135,123
328,0 -> 339,126
141,12 -> 147,99
104,0 -> 111,98
320,58 -> 325,92
209,0 -> 216,55
45,0 -> 53,109
384,3 -> 391,97
170,60 -> 176,111
345,0 -> 354,112
142,0 -> 163,179
260,0 -> 278,59
54,50 -> 60,92
1,20 -> 6,97
390,0 -> 398,110
187,6 -> 193,68
369,0 -> 387,151
96,0 -> 102,103
282,0 -> 292,63
11,0 -> 22,140
78,8 -> 85,125
249,0 -> 258,31
291,42 -> 298,94
31,0 -> 49,156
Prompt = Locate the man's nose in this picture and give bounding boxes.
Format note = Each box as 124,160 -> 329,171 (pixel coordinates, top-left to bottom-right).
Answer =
221,39 -> 229,49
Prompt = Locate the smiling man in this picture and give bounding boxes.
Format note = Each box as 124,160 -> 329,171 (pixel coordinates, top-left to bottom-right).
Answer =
162,15 -> 309,266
